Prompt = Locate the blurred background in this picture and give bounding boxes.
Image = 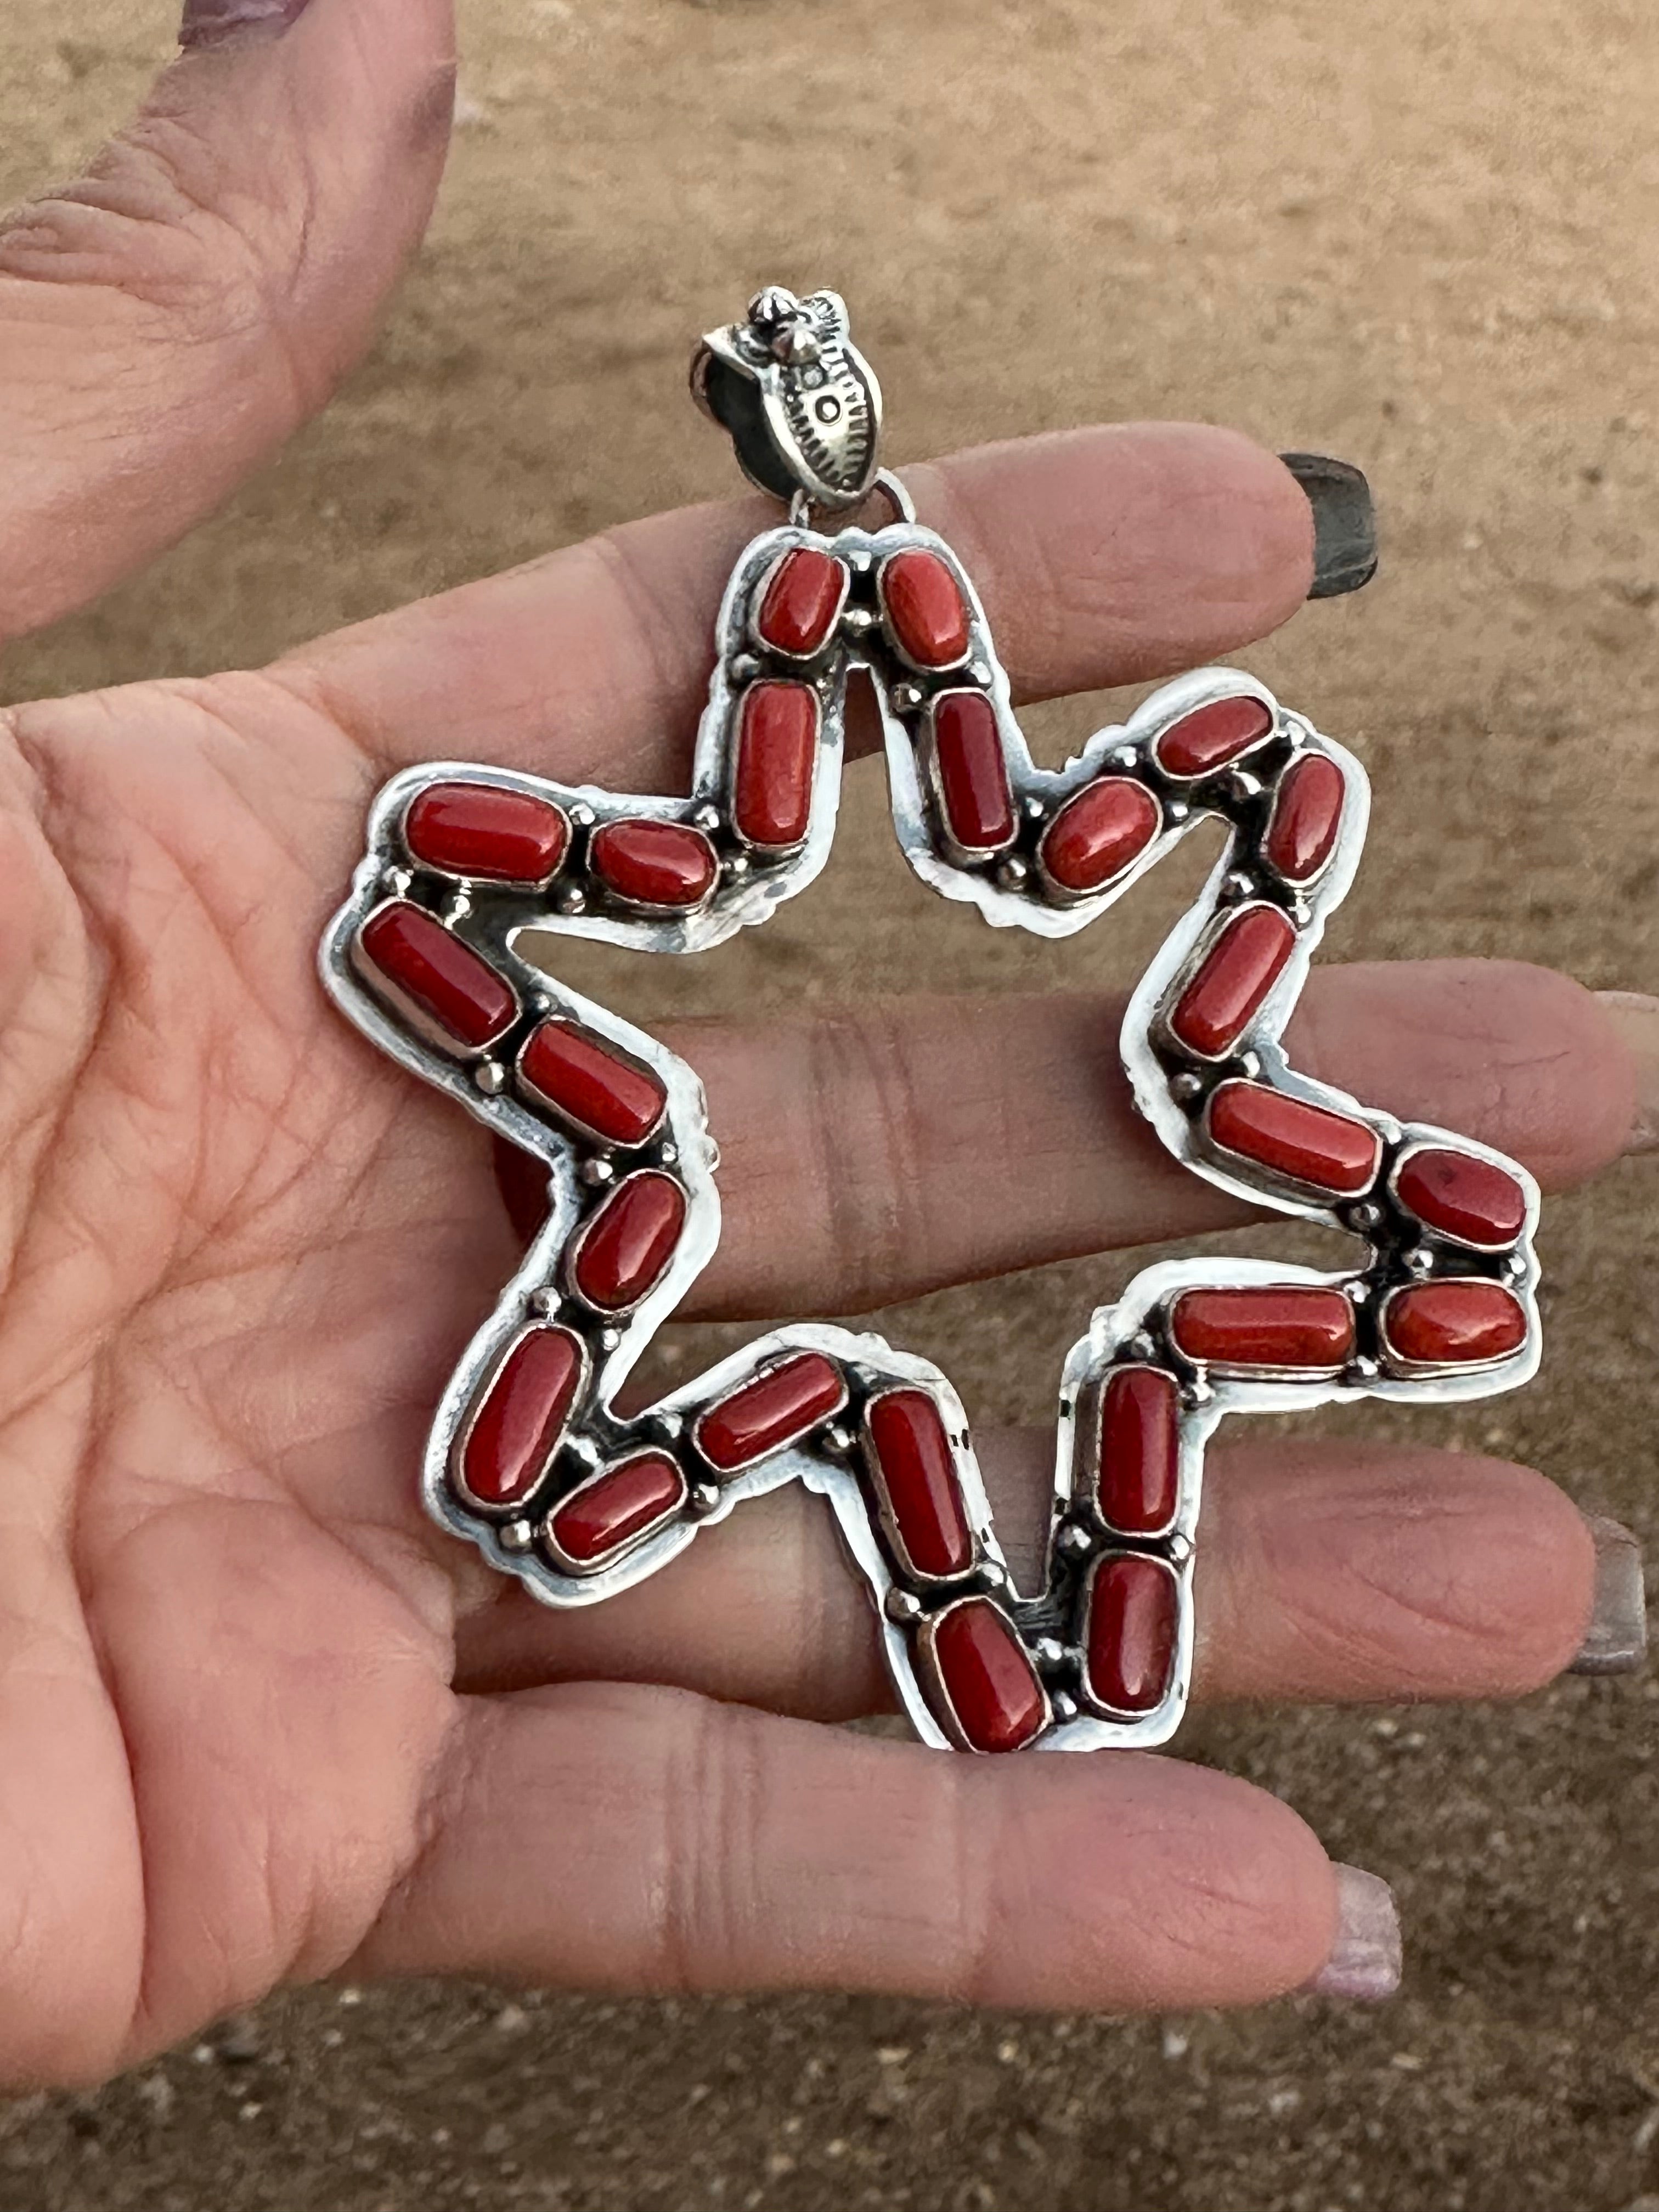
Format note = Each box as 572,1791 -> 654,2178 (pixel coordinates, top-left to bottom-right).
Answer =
0,1 -> 1656,2205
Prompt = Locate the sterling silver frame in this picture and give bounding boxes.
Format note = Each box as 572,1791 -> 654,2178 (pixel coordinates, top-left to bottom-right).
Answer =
319,291 -> 1542,1756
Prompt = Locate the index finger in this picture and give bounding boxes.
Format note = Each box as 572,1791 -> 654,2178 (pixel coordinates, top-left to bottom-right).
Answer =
279,422 -> 1317,792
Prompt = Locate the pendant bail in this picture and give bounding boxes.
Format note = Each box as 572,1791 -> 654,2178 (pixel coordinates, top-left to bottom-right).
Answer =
691,286 -> 883,511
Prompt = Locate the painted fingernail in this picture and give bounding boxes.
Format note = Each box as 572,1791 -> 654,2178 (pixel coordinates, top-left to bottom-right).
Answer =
1305,1864 -> 1401,2001
1280,453 -> 1378,600
180,0 -> 311,48
1569,1515 -> 1647,1677
1597,992 -> 1659,1155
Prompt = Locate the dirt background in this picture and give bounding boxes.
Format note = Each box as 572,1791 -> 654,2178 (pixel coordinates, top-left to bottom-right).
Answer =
0,0 -> 1656,2205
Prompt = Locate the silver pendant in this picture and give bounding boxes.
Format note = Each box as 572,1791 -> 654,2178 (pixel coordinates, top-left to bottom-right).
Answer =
320,289 -> 1541,1754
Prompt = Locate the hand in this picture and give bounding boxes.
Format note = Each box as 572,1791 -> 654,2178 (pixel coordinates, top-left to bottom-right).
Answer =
0,0 -> 1645,2087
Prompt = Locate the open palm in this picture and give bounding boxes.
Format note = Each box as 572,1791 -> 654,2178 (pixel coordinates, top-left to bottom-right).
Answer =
0,0 -> 1642,2086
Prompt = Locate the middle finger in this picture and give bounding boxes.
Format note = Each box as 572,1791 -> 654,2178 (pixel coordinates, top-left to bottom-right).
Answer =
494,956 -> 1639,1321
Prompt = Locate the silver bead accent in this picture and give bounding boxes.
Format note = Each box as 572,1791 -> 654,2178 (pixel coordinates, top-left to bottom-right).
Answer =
1050,1691 -> 1079,1723
723,855 -> 752,882
771,322 -> 820,367
821,1423 -> 855,1458
1236,1051 -> 1262,1080
967,658 -> 993,687
528,1286 -> 560,1318
556,885 -> 586,916
472,1060 -> 507,1096
498,1519 -> 535,1555
1228,770 -> 1263,803
727,655 -> 760,687
889,682 -> 924,715
1222,871 -> 1255,902
884,1587 -> 923,1625
1128,1331 -> 1157,1362
689,1480 -> 723,1516
659,1143 -> 679,1167
1056,1522 -> 1093,1560
565,1437 -> 602,1474
1169,1072 -> 1204,1104
748,284 -> 800,328
1166,800 -> 1190,825
847,548 -> 875,574
841,605 -> 877,637
1167,1532 -> 1193,1567
995,857 -> 1029,891
1113,745 -> 1139,770
1023,795 -> 1047,822
383,866 -> 413,899
1351,1355 -> 1381,1381
1346,1279 -> 1371,1305
692,804 -> 723,831
1406,1247 -> 1435,1276
1185,1379 -> 1215,1407
598,1327 -> 623,1353
1032,1635 -> 1066,1669
445,891 -> 472,924
579,1157 -> 615,1188
648,1410 -> 685,1444
568,803 -> 596,830
1348,1201 -> 1384,1232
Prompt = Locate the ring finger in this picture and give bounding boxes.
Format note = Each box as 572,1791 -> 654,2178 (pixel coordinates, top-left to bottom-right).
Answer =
453,1432 -> 1601,1719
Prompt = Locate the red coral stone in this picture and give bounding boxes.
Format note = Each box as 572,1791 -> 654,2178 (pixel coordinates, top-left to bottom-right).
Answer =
1207,1080 -> 1380,1196
866,1389 -> 975,1579
927,1598 -> 1048,1753
1265,753 -> 1346,883
881,549 -> 970,667
1039,777 -> 1161,896
1169,905 -> 1297,1058
571,1172 -> 687,1312
1169,1286 -> 1356,1370
1153,694 -> 1274,778
517,1021 -> 666,1147
459,1327 -> 586,1506
548,1451 -> 687,1567
1085,1554 -> 1178,1713
755,547 -> 847,657
694,1353 -> 848,1472
931,691 -> 1015,853
404,782 -> 569,884
1394,1148 -> 1527,1248
1383,1281 -> 1528,1367
733,681 -> 819,849
1096,1368 -> 1180,1534
358,900 -> 519,1052
591,819 -> 718,910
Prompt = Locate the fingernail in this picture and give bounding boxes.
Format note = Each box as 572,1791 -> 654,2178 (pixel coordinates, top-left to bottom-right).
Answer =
1305,1864 -> 1401,2001
1280,453 -> 1378,599
180,0 -> 311,47
1597,992 -> 1659,1155
1569,1515 -> 1648,1677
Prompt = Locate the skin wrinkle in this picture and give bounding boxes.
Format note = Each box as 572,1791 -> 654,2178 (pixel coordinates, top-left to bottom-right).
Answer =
1223,1469 -> 1589,1693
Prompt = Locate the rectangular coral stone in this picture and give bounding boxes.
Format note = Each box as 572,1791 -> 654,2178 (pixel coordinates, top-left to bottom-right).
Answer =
1169,1286 -> 1356,1372
1169,905 -> 1297,1059
357,899 -> 519,1053
693,1353 -> 848,1472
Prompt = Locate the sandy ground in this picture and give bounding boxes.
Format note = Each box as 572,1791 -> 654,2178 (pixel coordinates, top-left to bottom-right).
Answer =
0,0 -> 1656,2205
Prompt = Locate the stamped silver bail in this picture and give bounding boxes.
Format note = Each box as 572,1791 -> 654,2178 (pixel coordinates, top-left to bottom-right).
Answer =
690,285 -> 884,511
